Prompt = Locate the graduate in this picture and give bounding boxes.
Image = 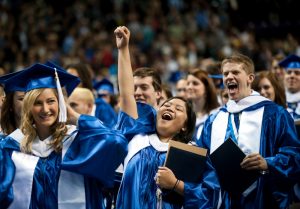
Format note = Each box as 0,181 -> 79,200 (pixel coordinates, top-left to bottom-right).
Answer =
0,63 -> 128,209
278,54 -> 300,120
114,26 -> 220,209
93,78 -> 118,128
0,71 -> 25,137
198,53 -> 300,209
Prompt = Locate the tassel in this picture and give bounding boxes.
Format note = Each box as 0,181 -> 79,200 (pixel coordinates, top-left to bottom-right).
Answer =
54,68 -> 67,122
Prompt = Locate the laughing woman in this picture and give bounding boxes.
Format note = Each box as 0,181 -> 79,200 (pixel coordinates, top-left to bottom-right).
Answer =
0,63 -> 128,209
114,26 -> 220,209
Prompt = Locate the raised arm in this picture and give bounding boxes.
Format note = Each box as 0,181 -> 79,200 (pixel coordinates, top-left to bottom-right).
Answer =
114,26 -> 138,119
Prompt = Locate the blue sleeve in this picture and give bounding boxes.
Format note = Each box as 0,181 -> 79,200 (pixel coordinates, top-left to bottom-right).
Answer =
265,108 -> 300,181
94,98 -> 117,128
183,157 -> 220,209
0,142 -> 15,208
61,115 -> 128,188
114,102 -> 156,141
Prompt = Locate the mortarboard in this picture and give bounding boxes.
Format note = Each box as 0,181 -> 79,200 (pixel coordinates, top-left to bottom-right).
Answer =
93,78 -> 114,96
0,70 -> 24,92
0,63 -> 80,122
278,54 -> 300,69
208,74 -> 223,79
44,61 -> 81,95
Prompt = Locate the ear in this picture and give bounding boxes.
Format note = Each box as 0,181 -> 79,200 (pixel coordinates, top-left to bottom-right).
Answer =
248,73 -> 255,85
155,90 -> 162,101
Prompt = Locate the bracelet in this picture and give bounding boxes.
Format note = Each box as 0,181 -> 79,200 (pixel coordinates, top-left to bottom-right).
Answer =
172,179 -> 180,191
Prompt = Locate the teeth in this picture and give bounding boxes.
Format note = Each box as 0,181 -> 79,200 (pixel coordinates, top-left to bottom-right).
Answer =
227,83 -> 238,89
162,112 -> 173,120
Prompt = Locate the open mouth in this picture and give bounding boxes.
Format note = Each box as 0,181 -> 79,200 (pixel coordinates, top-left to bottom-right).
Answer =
227,83 -> 238,90
162,112 -> 173,120
227,83 -> 238,95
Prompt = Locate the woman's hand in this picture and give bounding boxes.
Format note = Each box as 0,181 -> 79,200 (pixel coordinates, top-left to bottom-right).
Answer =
240,153 -> 268,171
155,166 -> 177,189
67,104 -> 80,125
114,26 -> 130,50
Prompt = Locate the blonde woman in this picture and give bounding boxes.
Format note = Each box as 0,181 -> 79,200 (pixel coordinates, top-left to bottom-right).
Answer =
0,63 -> 128,209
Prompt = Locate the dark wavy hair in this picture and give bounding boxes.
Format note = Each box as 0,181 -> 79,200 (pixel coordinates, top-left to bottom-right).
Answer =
160,96 -> 196,144
65,63 -> 93,91
1,92 -> 16,134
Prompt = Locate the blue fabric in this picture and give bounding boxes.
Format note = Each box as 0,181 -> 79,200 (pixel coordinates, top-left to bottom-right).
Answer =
0,115 -> 128,209
1,63 -> 80,95
94,98 -> 117,128
115,102 -> 220,209
198,101 -> 300,209
287,102 -> 300,120
114,102 -> 157,140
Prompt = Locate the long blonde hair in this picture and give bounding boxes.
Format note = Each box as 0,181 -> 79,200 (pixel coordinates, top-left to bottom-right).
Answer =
20,88 -> 68,153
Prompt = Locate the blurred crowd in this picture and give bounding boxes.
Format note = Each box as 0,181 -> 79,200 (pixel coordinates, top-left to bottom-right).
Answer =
1,0 -> 300,88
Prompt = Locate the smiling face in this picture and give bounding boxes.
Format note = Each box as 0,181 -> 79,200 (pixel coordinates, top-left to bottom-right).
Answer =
156,98 -> 188,140
285,69 -> 300,93
258,77 -> 275,101
134,76 -> 161,109
186,74 -> 206,101
31,88 -> 59,133
222,62 -> 254,102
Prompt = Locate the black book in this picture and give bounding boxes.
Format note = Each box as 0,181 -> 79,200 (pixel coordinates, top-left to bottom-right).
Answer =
162,140 -> 207,205
210,138 -> 260,194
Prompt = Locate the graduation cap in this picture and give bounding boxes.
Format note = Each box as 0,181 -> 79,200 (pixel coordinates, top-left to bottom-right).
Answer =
93,78 -> 114,96
0,70 -> 24,92
208,74 -> 223,79
278,54 -> 300,69
0,63 -> 80,122
44,61 -> 81,95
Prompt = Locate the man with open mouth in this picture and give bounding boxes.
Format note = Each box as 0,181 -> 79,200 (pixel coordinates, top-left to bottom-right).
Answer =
197,53 -> 300,209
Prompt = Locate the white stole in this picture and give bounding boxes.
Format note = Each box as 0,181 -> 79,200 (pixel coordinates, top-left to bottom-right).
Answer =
211,92 -> 267,196
123,133 -> 168,171
9,126 -> 86,209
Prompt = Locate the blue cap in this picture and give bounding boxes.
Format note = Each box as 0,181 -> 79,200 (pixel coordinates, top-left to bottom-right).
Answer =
44,61 -> 81,95
208,74 -> 223,79
278,54 -> 300,69
0,70 -> 24,92
93,78 -> 114,95
0,63 -> 80,95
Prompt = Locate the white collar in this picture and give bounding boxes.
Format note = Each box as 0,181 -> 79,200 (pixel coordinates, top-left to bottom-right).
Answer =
226,91 -> 269,113
8,128 -> 25,143
286,90 -> 300,103
149,134 -> 169,152
31,135 -> 54,158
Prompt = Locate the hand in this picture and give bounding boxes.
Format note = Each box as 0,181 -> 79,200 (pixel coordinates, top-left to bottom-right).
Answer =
155,167 -> 177,189
114,26 -> 130,50
66,104 -> 80,125
240,153 -> 268,171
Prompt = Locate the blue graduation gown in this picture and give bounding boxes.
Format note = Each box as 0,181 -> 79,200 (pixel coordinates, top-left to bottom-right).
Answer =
94,98 -> 117,128
198,99 -> 300,209
0,115 -> 128,209
115,103 -> 220,209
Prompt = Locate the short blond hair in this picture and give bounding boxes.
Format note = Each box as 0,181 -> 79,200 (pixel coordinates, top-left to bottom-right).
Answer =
70,87 -> 95,104
221,53 -> 255,75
